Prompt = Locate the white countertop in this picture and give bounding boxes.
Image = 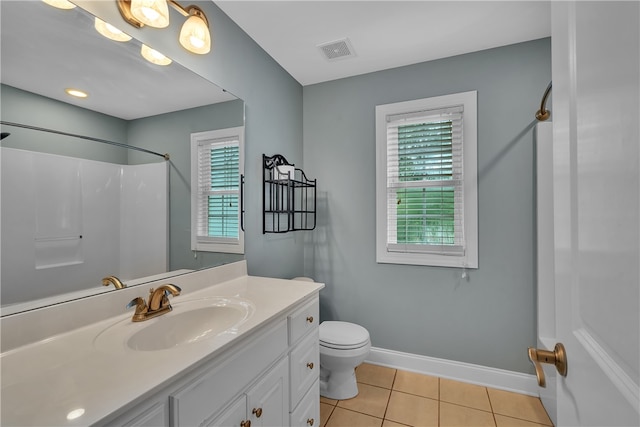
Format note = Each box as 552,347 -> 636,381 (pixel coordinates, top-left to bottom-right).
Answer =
0,266 -> 323,426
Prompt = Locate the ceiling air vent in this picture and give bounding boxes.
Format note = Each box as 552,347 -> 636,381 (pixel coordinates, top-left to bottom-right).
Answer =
317,38 -> 356,61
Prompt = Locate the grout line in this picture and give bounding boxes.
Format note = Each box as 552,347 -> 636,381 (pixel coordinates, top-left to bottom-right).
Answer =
381,368 -> 398,420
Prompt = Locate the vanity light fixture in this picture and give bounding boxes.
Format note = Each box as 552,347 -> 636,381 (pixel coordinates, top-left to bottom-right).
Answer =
94,18 -> 132,42
140,44 -> 172,65
65,88 -> 88,98
117,0 -> 212,55
42,0 -> 76,10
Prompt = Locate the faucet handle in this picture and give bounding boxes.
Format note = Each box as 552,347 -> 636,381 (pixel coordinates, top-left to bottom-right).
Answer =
127,297 -> 149,322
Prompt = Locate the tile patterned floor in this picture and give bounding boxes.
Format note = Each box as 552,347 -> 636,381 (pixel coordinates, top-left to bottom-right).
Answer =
320,363 -> 553,427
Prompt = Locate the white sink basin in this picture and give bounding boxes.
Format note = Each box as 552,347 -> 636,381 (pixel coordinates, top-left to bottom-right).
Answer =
94,297 -> 255,352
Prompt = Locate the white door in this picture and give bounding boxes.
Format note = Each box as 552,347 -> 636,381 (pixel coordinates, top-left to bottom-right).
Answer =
551,2 -> 639,425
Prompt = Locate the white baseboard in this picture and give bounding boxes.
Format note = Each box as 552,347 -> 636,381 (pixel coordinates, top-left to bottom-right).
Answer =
366,347 -> 540,397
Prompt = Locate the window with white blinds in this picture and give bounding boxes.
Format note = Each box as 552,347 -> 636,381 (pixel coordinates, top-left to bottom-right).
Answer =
376,91 -> 477,268
191,127 -> 244,254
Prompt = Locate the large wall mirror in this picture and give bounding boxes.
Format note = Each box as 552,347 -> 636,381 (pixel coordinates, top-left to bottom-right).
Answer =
0,1 -> 245,314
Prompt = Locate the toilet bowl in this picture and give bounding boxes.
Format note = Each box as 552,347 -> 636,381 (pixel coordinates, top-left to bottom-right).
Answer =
291,277 -> 371,400
319,321 -> 371,400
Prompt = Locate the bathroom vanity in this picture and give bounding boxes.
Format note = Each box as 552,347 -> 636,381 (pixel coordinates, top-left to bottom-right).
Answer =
0,261 -> 323,426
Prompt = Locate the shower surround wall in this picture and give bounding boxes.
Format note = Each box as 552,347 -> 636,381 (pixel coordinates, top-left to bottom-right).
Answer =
1,148 -> 167,305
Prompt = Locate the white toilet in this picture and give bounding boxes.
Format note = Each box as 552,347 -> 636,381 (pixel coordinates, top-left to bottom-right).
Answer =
319,321 -> 371,400
292,277 -> 371,400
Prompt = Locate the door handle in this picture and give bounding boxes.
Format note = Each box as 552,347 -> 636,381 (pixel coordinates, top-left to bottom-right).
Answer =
527,343 -> 568,387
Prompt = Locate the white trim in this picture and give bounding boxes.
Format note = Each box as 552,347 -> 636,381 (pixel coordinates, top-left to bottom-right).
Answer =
366,346 -> 539,397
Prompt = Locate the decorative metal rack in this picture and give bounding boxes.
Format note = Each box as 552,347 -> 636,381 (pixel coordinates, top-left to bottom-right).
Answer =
263,154 -> 317,234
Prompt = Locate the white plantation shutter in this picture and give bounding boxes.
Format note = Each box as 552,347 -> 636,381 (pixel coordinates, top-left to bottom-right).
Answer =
191,127 -> 244,254
386,105 -> 464,255
375,91 -> 477,268
196,138 -> 239,241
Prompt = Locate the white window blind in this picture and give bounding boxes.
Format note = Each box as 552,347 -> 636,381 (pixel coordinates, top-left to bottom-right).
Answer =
196,138 -> 239,242
375,91 -> 477,268
386,106 -> 464,255
191,127 -> 244,254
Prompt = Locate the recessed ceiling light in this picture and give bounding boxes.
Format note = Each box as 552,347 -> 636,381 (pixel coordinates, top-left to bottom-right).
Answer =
66,408 -> 85,420
65,88 -> 88,98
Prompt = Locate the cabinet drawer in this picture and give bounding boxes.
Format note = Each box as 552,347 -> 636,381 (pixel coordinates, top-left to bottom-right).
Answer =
170,319 -> 287,426
289,329 -> 319,409
288,297 -> 319,345
290,379 -> 319,427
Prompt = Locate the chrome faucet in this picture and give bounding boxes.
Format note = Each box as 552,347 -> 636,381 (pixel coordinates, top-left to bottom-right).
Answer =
102,275 -> 126,289
127,284 -> 182,322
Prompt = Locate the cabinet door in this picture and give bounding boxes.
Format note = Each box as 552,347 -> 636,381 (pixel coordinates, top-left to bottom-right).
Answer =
205,395 -> 247,427
247,357 -> 289,427
290,380 -> 319,427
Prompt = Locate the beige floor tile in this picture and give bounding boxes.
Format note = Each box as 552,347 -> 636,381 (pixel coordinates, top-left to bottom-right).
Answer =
321,402 -> 336,427
356,363 -> 397,389
325,407 -> 383,427
392,370 -> 439,400
337,383 -> 391,418
487,389 -> 552,426
440,401 -> 496,427
495,414 -> 553,427
385,390 -> 438,427
440,378 -> 492,411
321,396 -> 338,406
382,420 -> 411,427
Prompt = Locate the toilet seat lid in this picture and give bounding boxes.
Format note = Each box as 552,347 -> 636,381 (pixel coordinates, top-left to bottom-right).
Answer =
320,321 -> 370,349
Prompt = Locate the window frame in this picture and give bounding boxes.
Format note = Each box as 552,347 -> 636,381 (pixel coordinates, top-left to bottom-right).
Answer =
190,126 -> 245,254
375,91 -> 478,268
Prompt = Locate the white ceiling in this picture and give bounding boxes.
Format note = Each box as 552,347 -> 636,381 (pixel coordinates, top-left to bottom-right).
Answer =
215,1 -> 551,86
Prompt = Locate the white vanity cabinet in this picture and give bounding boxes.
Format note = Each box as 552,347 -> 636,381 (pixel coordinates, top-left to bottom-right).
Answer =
287,297 -> 320,427
105,296 -> 320,427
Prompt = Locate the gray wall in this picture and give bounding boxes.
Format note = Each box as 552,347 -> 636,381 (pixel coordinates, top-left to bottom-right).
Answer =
1,84 -> 129,163
127,100 -> 245,271
77,1 -> 305,279
302,38 -> 551,373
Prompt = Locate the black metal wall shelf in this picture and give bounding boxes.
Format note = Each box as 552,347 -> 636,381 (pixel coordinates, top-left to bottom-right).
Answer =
263,154 -> 317,234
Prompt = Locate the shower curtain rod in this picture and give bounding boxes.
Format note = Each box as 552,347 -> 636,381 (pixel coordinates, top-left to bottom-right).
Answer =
0,121 -> 170,160
535,81 -> 552,121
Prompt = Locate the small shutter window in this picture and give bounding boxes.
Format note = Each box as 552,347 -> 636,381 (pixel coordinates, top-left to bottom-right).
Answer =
386,105 -> 465,255
191,126 -> 244,254
196,137 -> 240,242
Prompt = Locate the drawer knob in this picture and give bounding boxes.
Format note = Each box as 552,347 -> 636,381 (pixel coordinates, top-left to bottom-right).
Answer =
307,418 -> 315,426
306,316 -> 314,323
241,421 -> 251,427
306,362 -> 314,370
252,407 -> 263,418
